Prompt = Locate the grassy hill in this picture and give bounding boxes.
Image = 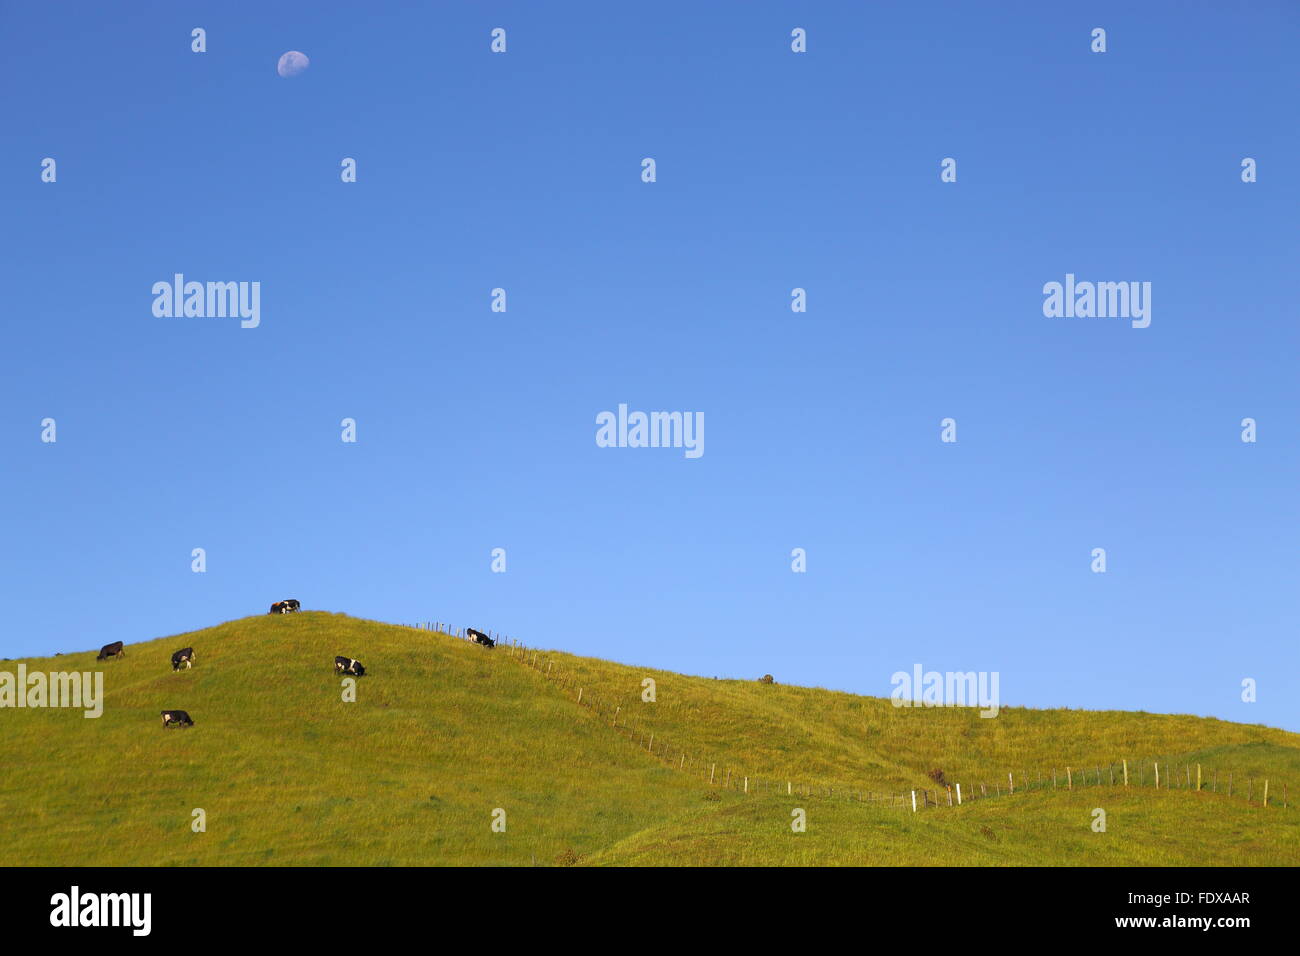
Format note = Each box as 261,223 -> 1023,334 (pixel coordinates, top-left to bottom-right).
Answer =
1,612 -> 1295,866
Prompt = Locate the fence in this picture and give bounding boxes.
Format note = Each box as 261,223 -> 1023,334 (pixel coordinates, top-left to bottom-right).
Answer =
400,621 -> 1289,813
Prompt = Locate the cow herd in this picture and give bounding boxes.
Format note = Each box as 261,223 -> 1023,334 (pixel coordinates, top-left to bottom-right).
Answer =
89,603 -> 497,730
92,638 -> 205,729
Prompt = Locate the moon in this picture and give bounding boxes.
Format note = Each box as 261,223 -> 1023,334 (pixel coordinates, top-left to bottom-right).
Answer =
276,51 -> 310,78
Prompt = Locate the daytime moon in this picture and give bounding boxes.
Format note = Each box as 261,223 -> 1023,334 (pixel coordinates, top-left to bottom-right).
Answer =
276,51 -> 310,78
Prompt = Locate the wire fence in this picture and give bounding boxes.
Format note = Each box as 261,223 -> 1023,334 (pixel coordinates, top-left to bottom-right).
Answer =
399,620 -> 1290,813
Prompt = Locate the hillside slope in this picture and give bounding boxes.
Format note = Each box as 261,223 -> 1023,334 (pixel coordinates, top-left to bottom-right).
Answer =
0,614 -> 701,866
585,789 -> 1297,866
531,648 -> 1300,794
0,613 -> 1295,866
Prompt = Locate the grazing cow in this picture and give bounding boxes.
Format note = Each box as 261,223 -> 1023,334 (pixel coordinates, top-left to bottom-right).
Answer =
97,641 -> 125,661
467,628 -> 495,648
269,601 -> 285,614
282,599 -> 301,613
171,647 -> 195,671
160,710 -> 194,728
334,656 -> 366,677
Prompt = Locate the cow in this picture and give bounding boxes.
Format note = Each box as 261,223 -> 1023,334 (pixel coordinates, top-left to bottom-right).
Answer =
96,641 -> 125,661
334,656 -> 366,677
171,647 -> 195,671
467,628 -> 495,648
269,602 -> 285,614
282,599 -> 301,613
161,710 -> 194,728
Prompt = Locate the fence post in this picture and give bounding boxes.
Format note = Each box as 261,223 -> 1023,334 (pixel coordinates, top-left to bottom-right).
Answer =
577,688 -> 582,705
956,783 -> 962,805
744,776 -> 748,794
1262,779 -> 1268,807
680,753 -> 685,770
648,733 -> 654,752
710,764 -> 715,785
1066,767 -> 1072,791
612,706 -> 619,725
787,781 -> 791,796
1123,760 -> 1128,787
947,786 -> 953,807
1154,763 -> 1159,788
1008,772 -> 1014,795
1197,764 -> 1201,792
911,790 -> 917,813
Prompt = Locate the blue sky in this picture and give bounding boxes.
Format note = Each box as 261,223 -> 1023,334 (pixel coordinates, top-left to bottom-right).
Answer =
3,2 -> 1297,731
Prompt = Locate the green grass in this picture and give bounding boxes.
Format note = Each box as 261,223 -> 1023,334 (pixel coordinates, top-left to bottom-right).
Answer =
586,788 -> 1299,866
0,612 -> 1294,866
532,648 -> 1300,794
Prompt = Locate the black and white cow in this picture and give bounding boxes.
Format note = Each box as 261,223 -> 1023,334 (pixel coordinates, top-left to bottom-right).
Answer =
467,628 -> 495,648
97,641 -> 125,661
171,647 -> 195,671
334,656 -> 366,677
161,710 -> 194,728
282,599 -> 301,613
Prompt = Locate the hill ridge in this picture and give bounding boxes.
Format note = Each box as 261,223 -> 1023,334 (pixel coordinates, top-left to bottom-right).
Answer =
474,620 -> 1296,815
1,612 -> 1296,866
